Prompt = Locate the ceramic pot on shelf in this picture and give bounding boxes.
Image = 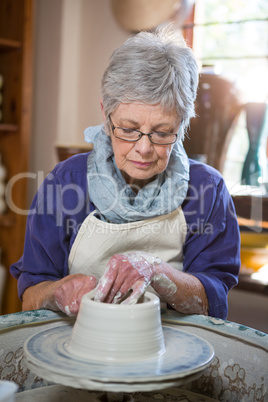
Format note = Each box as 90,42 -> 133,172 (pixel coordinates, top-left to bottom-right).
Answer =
241,102 -> 268,187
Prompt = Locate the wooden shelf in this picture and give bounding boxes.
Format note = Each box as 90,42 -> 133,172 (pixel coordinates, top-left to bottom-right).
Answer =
237,273 -> 268,296
0,0 -> 34,314
56,143 -> 94,161
0,123 -> 18,132
0,38 -> 22,50
232,195 -> 268,230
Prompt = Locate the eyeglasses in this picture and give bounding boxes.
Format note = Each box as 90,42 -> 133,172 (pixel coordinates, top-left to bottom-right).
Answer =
109,115 -> 181,145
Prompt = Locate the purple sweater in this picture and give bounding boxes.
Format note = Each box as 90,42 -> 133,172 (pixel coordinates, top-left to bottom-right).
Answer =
10,154 -> 240,319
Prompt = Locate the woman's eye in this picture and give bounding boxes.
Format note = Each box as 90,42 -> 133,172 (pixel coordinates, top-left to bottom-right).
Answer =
154,132 -> 169,138
122,128 -> 136,135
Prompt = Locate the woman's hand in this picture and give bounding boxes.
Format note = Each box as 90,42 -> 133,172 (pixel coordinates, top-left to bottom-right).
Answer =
94,252 -> 174,304
53,275 -> 98,316
22,274 -> 97,316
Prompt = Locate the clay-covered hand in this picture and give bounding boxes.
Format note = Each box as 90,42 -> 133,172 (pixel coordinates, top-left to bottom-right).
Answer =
94,252 -> 176,305
94,252 -> 154,304
53,274 -> 98,316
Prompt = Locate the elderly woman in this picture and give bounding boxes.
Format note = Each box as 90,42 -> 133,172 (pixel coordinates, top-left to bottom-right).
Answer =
10,29 -> 240,319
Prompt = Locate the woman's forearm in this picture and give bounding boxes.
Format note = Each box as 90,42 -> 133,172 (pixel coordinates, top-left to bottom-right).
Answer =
22,281 -> 59,311
151,262 -> 209,315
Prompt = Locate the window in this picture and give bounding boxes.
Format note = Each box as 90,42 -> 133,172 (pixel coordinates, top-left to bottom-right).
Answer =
187,1 -> 268,193
193,1 -> 267,102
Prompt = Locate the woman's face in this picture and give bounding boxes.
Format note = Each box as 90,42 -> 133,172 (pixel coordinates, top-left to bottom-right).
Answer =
107,103 -> 181,190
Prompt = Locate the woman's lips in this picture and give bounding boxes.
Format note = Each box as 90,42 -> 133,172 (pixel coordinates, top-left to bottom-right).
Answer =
131,160 -> 153,168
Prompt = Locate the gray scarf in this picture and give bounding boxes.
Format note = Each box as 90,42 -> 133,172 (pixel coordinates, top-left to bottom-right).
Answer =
84,125 -> 189,223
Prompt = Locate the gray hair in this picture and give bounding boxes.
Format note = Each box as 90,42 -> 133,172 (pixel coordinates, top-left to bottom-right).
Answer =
101,27 -> 199,139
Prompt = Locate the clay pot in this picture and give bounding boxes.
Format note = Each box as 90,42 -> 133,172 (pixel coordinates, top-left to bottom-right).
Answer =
68,290 -> 165,362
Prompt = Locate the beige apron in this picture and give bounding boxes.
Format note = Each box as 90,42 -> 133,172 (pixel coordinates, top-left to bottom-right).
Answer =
68,207 -> 187,280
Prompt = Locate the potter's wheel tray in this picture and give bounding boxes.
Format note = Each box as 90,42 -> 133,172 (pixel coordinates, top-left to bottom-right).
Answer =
24,323 -> 214,392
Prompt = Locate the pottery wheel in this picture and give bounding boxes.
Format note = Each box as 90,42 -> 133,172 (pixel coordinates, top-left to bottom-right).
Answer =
24,323 -> 214,393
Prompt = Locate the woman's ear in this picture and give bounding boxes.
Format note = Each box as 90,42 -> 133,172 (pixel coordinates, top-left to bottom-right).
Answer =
100,99 -> 105,119
100,99 -> 110,136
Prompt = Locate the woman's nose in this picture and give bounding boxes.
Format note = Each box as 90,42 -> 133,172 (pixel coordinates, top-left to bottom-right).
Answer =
134,135 -> 153,154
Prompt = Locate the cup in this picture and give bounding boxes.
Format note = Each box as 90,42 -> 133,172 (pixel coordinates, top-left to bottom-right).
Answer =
0,381 -> 18,402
